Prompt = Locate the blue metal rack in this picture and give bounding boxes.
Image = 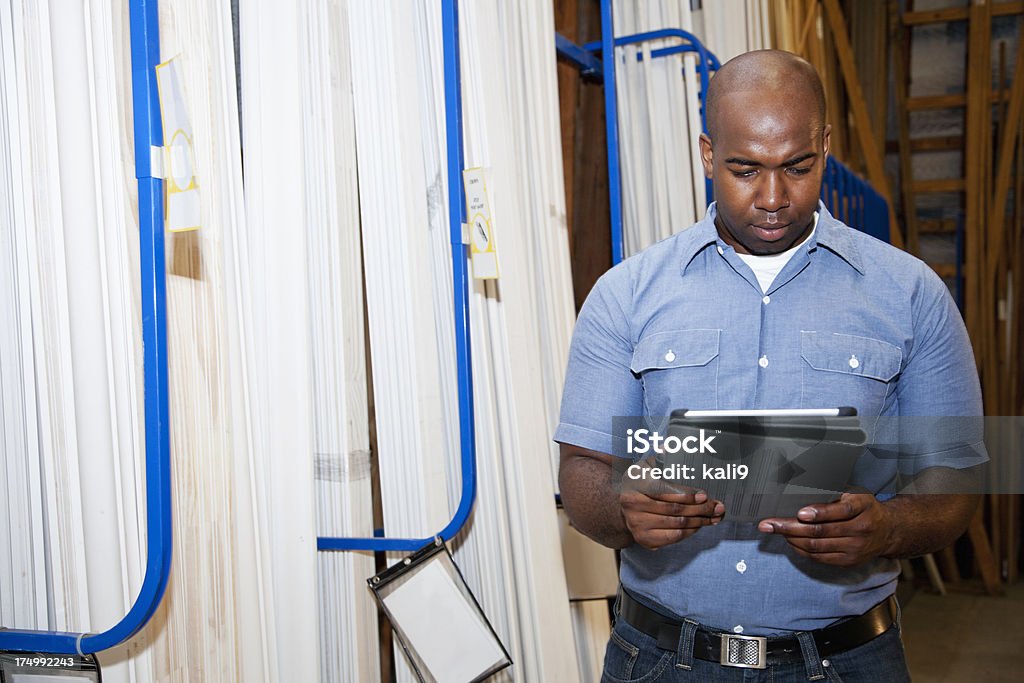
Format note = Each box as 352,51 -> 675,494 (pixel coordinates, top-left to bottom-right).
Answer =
555,1 -> 721,265
821,156 -> 891,244
317,0 -> 478,553
0,0 -> 173,655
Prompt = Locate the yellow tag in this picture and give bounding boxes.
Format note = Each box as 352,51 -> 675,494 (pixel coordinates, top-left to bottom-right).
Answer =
463,168 -> 499,280
155,56 -> 201,232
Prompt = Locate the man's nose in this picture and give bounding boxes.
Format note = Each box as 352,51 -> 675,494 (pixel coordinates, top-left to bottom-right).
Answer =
755,171 -> 789,213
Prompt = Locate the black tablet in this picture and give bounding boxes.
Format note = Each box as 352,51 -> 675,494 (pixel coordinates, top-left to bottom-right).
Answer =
660,408 -> 865,521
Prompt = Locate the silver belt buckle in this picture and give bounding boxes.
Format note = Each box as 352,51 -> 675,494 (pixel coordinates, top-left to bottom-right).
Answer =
720,633 -> 767,669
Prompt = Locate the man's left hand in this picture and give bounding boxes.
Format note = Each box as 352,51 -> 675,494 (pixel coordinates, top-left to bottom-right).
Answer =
757,493 -> 895,567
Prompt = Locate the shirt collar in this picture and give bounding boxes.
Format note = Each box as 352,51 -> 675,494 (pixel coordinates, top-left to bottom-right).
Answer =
679,201 -> 865,275
811,202 -> 865,274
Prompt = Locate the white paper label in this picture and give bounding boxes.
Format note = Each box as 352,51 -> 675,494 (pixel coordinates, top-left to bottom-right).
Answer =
463,168 -> 499,280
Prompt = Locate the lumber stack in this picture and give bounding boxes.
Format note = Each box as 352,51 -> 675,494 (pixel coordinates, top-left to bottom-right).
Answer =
769,0 -> 850,161
769,0 -> 902,248
893,0 -> 1022,589
302,1 -> 380,680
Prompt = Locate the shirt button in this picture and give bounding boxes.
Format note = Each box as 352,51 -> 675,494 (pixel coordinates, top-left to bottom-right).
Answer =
733,625 -> 744,634
717,246 -> 724,255
848,355 -> 859,369
758,355 -> 769,368
822,659 -> 831,668
665,350 -> 676,362
736,560 -> 747,573
762,295 -> 770,304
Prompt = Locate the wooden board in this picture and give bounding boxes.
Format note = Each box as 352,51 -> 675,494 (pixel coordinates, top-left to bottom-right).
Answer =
885,135 -> 963,153
903,1 -> 1023,25
821,0 -> 903,249
891,0 -> 920,254
912,178 -> 966,193
569,0 -> 611,310
905,92 -> 1010,111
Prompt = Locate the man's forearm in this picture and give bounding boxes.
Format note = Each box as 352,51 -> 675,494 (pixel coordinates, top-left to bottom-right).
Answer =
559,450 -> 634,549
881,493 -> 980,559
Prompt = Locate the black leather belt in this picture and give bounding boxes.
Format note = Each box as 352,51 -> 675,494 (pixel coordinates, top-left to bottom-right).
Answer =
618,589 -> 897,669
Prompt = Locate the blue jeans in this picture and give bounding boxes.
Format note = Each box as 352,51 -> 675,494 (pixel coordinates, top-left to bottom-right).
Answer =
601,608 -> 911,682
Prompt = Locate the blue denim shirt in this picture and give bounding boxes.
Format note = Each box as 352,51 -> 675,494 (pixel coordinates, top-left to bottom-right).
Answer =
555,202 -> 984,634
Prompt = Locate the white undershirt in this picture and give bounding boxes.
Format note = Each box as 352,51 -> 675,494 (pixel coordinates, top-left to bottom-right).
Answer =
735,213 -> 818,293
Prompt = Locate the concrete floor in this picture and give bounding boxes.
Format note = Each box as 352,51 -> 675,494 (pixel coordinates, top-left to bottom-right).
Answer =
901,581 -> 1024,682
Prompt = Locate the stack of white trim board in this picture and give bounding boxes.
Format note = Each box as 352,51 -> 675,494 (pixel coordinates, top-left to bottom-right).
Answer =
0,0 -> 615,681
347,1 -> 585,680
0,0 -> 318,681
692,0 -> 771,65
1,2 -> 154,682
612,0 -> 707,256
302,1 -> 380,681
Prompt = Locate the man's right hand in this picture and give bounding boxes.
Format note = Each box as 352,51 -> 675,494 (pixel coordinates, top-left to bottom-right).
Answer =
620,461 -> 725,549
558,444 -> 725,550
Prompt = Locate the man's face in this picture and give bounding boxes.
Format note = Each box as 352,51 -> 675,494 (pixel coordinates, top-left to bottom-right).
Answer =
699,89 -> 830,255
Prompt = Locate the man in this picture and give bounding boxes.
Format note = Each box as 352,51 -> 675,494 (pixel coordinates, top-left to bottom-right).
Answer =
556,50 -> 983,682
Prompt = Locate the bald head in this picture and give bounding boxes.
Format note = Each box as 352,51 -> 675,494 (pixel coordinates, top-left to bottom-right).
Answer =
698,50 -> 831,255
705,50 -> 826,141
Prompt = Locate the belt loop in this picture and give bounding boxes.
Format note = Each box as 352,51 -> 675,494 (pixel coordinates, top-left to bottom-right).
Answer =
612,586 -> 622,623
795,631 -> 826,681
893,595 -> 903,636
674,618 -> 699,670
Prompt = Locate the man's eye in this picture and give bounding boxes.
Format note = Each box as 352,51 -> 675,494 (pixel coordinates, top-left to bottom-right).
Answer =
731,169 -> 757,178
787,167 -> 812,175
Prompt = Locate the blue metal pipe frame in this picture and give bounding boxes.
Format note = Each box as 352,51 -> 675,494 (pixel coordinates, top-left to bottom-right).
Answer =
600,0 -> 625,264
588,5 -> 719,265
556,11 -> 729,264
317,0 -> 477,553
0,0 -> 173,654
555,32 -> 602,78
582,28 -> 720,122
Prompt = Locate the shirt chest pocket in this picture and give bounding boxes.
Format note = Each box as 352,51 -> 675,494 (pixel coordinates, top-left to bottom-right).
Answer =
800,331 -> 902,416
630,329 -> 721,416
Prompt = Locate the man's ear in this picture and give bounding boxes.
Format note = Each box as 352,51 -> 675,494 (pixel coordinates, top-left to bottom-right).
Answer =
821,123 -> 832,161
699,133 -> 714,179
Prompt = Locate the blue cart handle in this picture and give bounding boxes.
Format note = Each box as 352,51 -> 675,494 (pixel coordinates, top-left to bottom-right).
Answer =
317,0 -> 477,554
